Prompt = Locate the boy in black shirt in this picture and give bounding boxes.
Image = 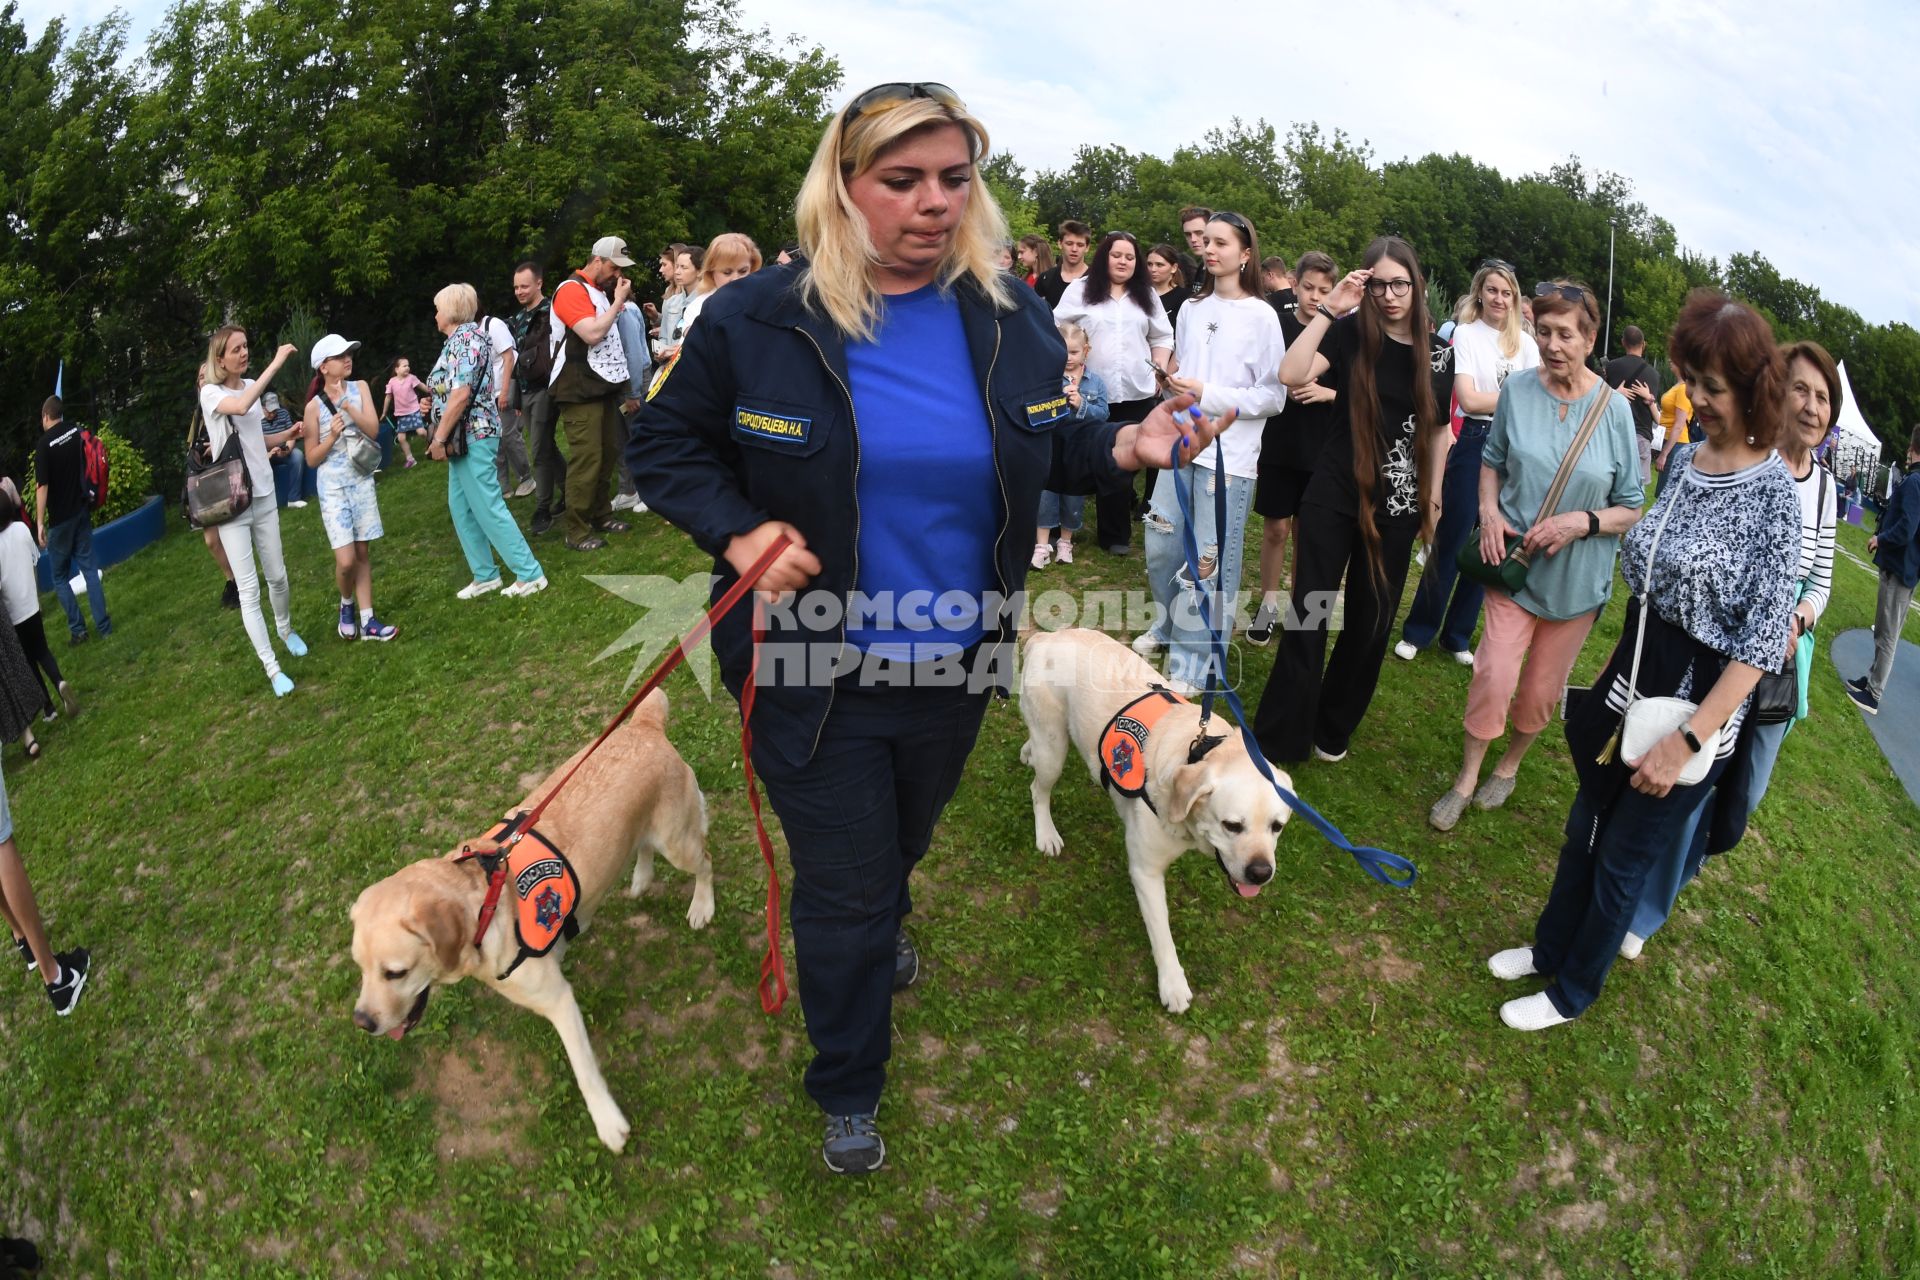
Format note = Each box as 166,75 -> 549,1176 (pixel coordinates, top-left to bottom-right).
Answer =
32,398 -> 111,644
1601,325 -> 1661,484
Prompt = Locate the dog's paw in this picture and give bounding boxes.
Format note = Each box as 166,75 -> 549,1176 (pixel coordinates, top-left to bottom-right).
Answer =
1158,971 -> 1193,1015
596,1106 -> 632,1154
1035,817 -> 1065,857
686,885 -> 715,931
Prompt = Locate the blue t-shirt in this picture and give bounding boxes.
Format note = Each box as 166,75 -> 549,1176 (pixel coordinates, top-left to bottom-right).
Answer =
843,284 -> 999,659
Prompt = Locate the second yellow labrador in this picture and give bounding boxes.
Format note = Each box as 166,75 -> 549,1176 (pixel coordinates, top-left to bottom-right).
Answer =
349,688 -> 712,1152
1019,628 -> 1293,1014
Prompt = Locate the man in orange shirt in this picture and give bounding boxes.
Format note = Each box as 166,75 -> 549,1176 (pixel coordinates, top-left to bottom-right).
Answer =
547,236 -> 636,550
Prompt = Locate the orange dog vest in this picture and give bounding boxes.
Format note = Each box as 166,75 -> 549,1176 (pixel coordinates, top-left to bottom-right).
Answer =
1099,687 -> 1188,804
460,815 -> 581,978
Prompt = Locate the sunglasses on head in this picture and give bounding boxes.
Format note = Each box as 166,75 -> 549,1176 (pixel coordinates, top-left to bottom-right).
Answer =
1534,281 -> 1590,304
846,82 -> 966,118
1479,258 -> 1517,277
1209,210 -> 1254,239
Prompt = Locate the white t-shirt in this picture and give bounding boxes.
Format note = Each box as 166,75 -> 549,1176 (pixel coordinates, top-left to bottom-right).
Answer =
1171,293 -> 1287,479
485,317 -> 515,402
0,522 -> 41,625
1451,319 -> 1539,418
200,378 -> 276,497
1052,278 -> 1175,403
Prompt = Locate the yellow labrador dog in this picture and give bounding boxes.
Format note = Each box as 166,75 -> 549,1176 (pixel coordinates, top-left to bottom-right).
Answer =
349,689 -> 712,1152
1019,629 -> 1292,1014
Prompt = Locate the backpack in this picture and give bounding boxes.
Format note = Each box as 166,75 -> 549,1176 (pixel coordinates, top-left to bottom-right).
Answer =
81,427 -> 109,511
514,301 -> 556,391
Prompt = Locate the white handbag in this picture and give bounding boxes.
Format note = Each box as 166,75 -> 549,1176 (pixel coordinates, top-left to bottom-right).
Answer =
1613,486 -> 1719,786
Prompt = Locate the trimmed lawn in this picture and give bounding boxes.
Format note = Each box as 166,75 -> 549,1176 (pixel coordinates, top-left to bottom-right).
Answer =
2,466 -> 1917,1277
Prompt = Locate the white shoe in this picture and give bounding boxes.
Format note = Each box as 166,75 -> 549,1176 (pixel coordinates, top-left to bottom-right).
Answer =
1165,676 -> 1201,697
1030,543 -> 1052,570
503,576 -> 549,598
512,479 -> 537,499
611,492 -> 639,512
1130,632 -> 1163,656
1500,992 -> 1571,1032
456,578 -> 502,600
1392,640 -> 1417,661
1311,744 -> 1347,763
1618,931 -> 1645,961
1486,946 -> 1539,980
1448,648 -> 1475,667
1056,541 -> 1073,564
287,499 -> 307,509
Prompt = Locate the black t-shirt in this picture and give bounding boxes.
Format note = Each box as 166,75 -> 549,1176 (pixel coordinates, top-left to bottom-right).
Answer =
1157,288 -> 1187,332
1266,306 -> 1340,472
35,421 -> 89,527
1302,314 -> 1455,521
1036,264 -> 1086,309
1603,354 -> 1659,440
1265,288 -> 1297,314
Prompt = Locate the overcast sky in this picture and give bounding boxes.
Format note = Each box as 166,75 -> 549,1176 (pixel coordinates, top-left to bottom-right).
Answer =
20,0 -> 1919,328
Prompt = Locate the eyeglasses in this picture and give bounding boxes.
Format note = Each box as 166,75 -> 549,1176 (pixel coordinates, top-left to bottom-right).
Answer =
846,82 -> 966,118
1365,278 -> 1413,298
1534,281 -> 1590,304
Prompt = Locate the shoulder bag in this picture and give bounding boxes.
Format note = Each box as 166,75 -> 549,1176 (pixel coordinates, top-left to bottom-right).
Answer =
1612,486 -> 1719,785
183,399 -> 254,528
314,387 -> 382,477
1750,465 -> 1829,726
1457,379 -> 1614,593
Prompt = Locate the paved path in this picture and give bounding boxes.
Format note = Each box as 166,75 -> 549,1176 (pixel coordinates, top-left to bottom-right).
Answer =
1831,628 -> 1920,810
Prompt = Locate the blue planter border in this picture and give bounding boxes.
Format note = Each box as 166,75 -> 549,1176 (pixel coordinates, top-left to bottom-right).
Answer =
35,494 -> 166,595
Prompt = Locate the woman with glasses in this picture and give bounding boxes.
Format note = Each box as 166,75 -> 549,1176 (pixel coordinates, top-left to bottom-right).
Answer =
1619,339 -> 1841,959
631,81 -> 1226,1175
1486,291 -> 1799,1031
1138,212 -> 1285,688
1396,260 -> 1539,666
1425,281 -> 1641,832
1251,236 -> 1453,764
1053,231 -> 1176,555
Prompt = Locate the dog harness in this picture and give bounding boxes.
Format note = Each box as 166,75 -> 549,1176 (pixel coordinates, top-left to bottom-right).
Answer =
456,812 -> 581,980
1099,686 -> 1189,810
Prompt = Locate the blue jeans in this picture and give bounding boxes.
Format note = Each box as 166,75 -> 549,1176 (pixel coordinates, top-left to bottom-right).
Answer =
1036,490 -> 1084,533
45,513 -> 110,640
1144,462 -> 1254,689
272,449 -> 307,507
447,435 -> 543,584
1629,716 -> 1789,939
1400,418 -> 1486,654
748,680 -> 989,1114
1533,755 -> 1729,1018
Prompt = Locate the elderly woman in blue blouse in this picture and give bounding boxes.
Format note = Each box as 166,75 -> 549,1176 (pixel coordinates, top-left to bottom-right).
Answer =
428,283 -> 548,599
1427,281 -> 1643,832
1487,291 -> 1800,1031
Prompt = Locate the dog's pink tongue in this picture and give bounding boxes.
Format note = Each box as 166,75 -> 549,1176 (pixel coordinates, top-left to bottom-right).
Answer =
386,1026 -> 407,1042
1233,881 -> 1263,899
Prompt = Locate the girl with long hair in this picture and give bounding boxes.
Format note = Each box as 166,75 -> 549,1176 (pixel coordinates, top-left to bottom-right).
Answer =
677,232 -> 764,338
1016,234 -> 1053,289
0,487 -> 74,756
1137,212 -> 1285,688
652,245 -> 704,362
1053,230 -> 1175,554
199,326 -> 309,696
379,356 -> 428,469
1145,242 -> 1188,330
303,336 -> 397,641
1397,259 -> 1539,664
1251,236 -> 1455,763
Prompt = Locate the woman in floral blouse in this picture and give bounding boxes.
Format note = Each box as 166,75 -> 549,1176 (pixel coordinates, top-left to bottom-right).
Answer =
429,284 -> 547,598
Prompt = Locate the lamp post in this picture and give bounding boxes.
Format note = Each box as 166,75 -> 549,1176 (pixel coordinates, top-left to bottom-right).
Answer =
1603,219 -> 1616,357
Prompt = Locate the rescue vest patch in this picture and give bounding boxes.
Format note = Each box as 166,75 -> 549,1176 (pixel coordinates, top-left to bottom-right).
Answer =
1099,686 -> 1188,798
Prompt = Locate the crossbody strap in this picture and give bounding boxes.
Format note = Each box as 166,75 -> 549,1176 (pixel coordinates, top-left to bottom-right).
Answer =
1514,379 -> 1614,567
1623,477 -> 1687,706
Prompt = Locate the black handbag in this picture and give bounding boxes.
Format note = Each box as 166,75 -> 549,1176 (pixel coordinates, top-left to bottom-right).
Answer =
1751,468 -> 1828,727
1457,379 -> 1614,593
182,404 -> 254,528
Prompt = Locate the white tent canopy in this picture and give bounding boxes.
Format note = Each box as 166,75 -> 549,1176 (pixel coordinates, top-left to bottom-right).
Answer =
1834,361 -> 1880,450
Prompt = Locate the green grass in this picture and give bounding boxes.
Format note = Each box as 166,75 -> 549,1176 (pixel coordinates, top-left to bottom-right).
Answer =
3,468 -> 1918,1277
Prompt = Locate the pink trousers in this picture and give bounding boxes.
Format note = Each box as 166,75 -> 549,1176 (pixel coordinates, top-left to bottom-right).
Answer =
1462,589 -> 1599,741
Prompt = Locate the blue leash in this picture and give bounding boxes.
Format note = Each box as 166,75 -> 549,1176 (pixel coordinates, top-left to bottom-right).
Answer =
1164,429 -> 1417,889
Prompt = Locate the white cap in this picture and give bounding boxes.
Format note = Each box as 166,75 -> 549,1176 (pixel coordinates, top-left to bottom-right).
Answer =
591,235 -> 636,267
310,334 -> 362,369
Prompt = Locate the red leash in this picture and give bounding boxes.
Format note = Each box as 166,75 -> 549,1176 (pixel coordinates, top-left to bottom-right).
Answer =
463,536 -> 793,1014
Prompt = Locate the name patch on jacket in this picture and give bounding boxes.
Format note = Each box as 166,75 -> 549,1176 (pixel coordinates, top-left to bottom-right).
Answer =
1025,395 -> 1071,427
735,407 -> 812,444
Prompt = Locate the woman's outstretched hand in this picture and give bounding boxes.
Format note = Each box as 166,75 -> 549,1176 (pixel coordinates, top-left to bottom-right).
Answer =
1118,394 -> 1238,472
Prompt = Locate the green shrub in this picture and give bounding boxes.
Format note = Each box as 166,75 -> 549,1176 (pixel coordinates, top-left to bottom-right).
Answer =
23,424 -> 157,525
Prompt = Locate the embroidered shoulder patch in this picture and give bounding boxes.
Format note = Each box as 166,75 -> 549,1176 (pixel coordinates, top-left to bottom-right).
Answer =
1025,394 -> 1071,426
734,406 -> 812,444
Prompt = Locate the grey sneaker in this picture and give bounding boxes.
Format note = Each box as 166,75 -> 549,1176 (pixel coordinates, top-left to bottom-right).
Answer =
894,928 -> 920,991
1473,773 -> 1518,810
822,1112 -> 885,1174
1428,789 -> 1470,832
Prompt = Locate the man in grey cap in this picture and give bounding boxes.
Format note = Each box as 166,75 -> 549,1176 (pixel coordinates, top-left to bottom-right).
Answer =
546,236 -> 636,550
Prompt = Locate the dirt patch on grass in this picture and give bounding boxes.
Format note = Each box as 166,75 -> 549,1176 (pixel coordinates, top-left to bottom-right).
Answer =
1330,933 -> 1424,984
410,1034 -> 549,1163
1548,1200 -> 1609,1234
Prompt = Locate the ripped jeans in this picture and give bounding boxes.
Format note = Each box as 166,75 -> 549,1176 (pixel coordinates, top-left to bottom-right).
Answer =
1143,461 -> 1254,689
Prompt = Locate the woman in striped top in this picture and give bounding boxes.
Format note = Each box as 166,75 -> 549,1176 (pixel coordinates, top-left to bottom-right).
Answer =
1486,292 -> 1801,1031
1619,339 -> 1841,957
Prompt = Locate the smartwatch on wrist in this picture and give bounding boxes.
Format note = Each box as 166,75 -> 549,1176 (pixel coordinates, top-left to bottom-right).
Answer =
1679,725 -> 1704,754
1586,510 -> 1600,537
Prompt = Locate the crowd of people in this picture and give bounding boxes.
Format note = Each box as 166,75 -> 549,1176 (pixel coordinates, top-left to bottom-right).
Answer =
7,80 -> 1916,1184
